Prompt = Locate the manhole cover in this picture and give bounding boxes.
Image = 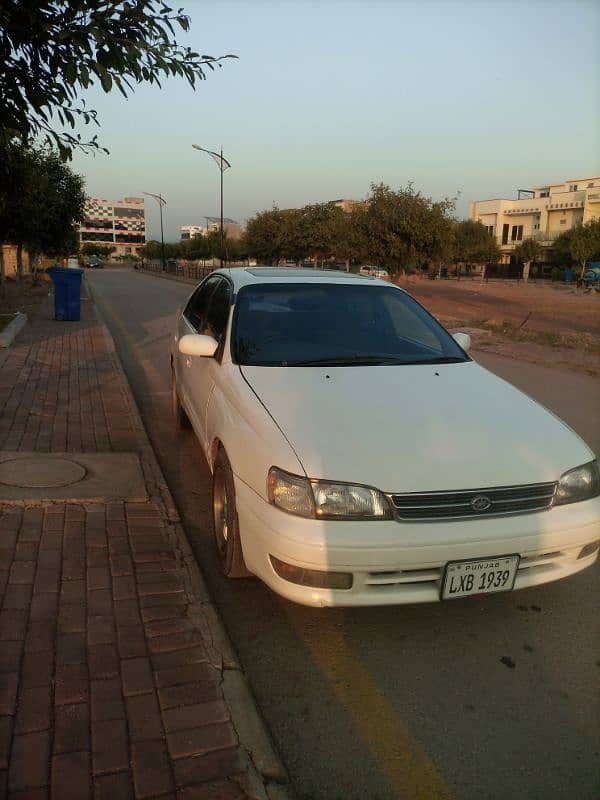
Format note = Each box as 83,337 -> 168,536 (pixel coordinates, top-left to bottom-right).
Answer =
0,457 -> 87,488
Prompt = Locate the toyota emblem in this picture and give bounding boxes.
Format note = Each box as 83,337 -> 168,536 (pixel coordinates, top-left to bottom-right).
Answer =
471,495 -> 492,512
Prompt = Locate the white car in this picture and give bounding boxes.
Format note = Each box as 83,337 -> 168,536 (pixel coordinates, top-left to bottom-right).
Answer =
359,265 -> 390,279
171,268 -> 600,607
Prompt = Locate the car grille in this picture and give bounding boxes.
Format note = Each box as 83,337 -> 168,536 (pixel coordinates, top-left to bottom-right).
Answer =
389,481 -> 557,521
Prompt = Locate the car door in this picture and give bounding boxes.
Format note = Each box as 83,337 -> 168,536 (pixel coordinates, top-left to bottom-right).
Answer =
176,275 -> 221,430
181,276 -> 233,453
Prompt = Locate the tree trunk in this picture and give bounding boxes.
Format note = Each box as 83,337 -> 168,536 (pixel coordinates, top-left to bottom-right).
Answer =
523,261 -> 531,282
0,246 -> 5,298
16,244 -> 23,282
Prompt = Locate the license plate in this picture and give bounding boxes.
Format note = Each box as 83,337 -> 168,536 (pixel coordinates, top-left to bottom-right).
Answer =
442,554 -> 519,600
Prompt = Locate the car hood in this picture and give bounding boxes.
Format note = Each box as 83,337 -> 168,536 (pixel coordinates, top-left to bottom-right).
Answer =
240,362 -> 594,493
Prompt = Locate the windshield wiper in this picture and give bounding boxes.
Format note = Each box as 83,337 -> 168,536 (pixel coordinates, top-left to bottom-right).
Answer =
406,356 -> 468,365
282,356 -> 407,366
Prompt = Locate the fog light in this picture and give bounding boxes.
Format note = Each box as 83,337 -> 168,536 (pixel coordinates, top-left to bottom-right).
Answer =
577,540 -> 600,560
269,555 -> 353,590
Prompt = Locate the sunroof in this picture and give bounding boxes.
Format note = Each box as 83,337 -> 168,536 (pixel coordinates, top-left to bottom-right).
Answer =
246,268 -> 356,278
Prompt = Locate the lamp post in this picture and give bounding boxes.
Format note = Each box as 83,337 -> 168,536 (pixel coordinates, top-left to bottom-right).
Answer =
192,144 -> 231,267
142,192 -> 167,271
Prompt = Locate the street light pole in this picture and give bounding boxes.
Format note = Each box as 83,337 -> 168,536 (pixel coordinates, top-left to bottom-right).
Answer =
142,192 -> 167,271
192,144 -> 231,268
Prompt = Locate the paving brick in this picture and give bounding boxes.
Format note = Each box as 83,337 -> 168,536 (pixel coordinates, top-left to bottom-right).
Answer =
92,719 -> 129,775
56,633 -> 86,666
88,589 -> 113,617
2,584 -> 32,610
131,740 -> 174,799
176,776 -> 246,799
106,522 -> 127,538
0,641 -> 22,674
121,658 -> 154,697
58,604 -> 86,634
21,650 -> 54,689
109,555 -> 133,577
33,568 -> 60,595
9,730 -> 50,790
154,664 -> 217,691
88,644 -> 119,680
29,592 -> 58,622
87,567 -> 111,591
87,616 -> 115,646
150,647 -> 208,672
90,679 -> 124,722
162,700 -> 229,734
112,575 -> 136,601
24,622 -> 55,654
125,693 -> 163,742
147,631 -> 199,655
113,599 -> 141,627
106,504 -> 126,522
108,537 -> 130,557
51,750 -> 90,799
158,679 -> 222,712
93,771 -> 134,800
66,506 -> 85,522
37,549 -> 61,569
144,618 -> 193,639
0,609 -> 28,641
116,624 -> 147,659
60,580 -> 86,605
8,561 -> 36,584
141,605 -> 185,624
14,687 -> 51,734
14,543 -> 38,562
167,721 -> 237,760
55,663 -> 88,706
61,557 -> 85,581
139,593 -> 185,609
54,703 -> 90,754
0,715 -> 12,769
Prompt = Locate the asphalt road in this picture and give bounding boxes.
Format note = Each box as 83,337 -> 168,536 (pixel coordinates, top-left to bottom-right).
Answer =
88,268 -> 600,800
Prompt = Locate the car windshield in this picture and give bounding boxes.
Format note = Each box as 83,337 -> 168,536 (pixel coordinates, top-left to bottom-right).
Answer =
232,283 -> 470,367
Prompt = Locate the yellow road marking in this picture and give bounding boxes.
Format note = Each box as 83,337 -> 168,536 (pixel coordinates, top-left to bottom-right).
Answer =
287,610 -> 454,799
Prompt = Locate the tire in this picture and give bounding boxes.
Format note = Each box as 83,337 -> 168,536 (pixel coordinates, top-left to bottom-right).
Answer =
171,366 -> 191,429
212,448 -> 251,578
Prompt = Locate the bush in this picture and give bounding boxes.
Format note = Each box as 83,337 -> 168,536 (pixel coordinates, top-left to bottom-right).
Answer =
551,266 -> 564,282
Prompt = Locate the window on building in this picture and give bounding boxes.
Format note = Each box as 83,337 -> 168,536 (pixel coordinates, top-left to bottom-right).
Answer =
511,225 -> 523,241
485,225 -> 494,236
560,219 -> 566,225
569,184 -> 578,192
502,224 -> 509,245
114,207 -> 145,219
588,182 -> 594,188
81,232 -> 114,242
533,223 -> 539,230
540,190 -> 550,198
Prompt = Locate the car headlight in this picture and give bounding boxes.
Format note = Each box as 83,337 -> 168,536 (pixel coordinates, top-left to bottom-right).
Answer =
267,468 -> 392,520
555,460 -> 600,505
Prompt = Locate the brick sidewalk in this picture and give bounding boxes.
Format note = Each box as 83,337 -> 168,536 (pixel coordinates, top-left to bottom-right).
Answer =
0,292 -> 287,799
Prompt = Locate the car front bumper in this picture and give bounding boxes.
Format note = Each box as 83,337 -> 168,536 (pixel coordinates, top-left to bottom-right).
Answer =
234,478 -> 600,607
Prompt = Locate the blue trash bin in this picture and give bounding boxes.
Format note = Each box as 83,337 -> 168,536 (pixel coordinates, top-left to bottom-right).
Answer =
47,267 -> 84,321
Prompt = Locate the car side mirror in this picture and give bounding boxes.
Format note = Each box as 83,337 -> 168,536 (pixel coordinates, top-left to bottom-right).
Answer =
178,333 -> 219,358
452,332 -> 471,352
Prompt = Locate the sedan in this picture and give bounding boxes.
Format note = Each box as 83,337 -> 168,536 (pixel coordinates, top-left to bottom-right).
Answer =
171,268 -> 600,607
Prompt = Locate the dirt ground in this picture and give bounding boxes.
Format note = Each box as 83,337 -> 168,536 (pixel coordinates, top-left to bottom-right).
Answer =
0,275 -> 52,317
398,275 -> 600,377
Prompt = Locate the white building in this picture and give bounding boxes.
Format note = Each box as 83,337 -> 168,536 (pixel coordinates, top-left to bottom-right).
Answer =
469,176 -> 600,264
79,197 -> 146,256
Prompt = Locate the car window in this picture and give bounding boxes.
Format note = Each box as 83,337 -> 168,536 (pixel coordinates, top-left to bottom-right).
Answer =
200,279 -> 232,342
232,283 -> 469,366
183,276 -> 221,331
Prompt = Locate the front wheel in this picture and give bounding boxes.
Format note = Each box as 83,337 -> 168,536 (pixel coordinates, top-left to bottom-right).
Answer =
212,449 -> 251,578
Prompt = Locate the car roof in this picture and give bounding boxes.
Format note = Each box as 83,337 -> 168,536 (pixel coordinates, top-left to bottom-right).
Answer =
211,266 -> 386,288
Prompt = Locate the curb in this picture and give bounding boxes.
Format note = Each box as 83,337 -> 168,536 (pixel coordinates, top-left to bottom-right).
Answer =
0,311 -> 27,347
136,268 -> 198,286
88,286 -> 292,797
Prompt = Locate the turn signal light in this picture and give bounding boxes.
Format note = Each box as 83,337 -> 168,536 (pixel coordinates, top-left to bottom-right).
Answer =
577,540 -> 600,560
269,555 -> 353,590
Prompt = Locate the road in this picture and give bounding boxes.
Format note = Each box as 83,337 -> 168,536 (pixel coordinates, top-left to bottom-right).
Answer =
88,268 -> 600,800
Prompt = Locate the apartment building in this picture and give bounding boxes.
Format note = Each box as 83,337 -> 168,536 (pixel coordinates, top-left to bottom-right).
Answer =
180,219 -> 242,241
79,196 -> 146,256
469,176 -> 600,264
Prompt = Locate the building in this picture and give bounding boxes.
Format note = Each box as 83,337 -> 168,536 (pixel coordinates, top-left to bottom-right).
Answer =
469,176 -> 600,264
78,197 -> 146,256
180,218 -> 242,241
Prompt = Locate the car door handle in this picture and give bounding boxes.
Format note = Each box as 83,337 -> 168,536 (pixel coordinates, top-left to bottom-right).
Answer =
185,357 -> 192,368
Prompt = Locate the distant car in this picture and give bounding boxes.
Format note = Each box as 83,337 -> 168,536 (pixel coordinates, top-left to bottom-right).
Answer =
88,256 -> 103,269
582,267 -> 600,286
170,267 -> 600,607
359,266 -> 390,280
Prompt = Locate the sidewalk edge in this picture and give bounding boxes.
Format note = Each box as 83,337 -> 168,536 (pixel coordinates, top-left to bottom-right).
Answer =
89,287 -> 292,794
0,311 -> 27,348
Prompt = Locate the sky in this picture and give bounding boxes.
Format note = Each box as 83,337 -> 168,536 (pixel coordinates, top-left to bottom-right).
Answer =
69,0 -> 600,242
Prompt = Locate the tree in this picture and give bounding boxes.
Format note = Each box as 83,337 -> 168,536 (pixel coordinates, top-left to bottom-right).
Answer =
0,143 -> 86,282
244,207 -> 291,265
453,220 -> 500,269
351,183 -> 456,274
81,243 -> 116,259
0,1 -> 236,160
553,221 -> 600,276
